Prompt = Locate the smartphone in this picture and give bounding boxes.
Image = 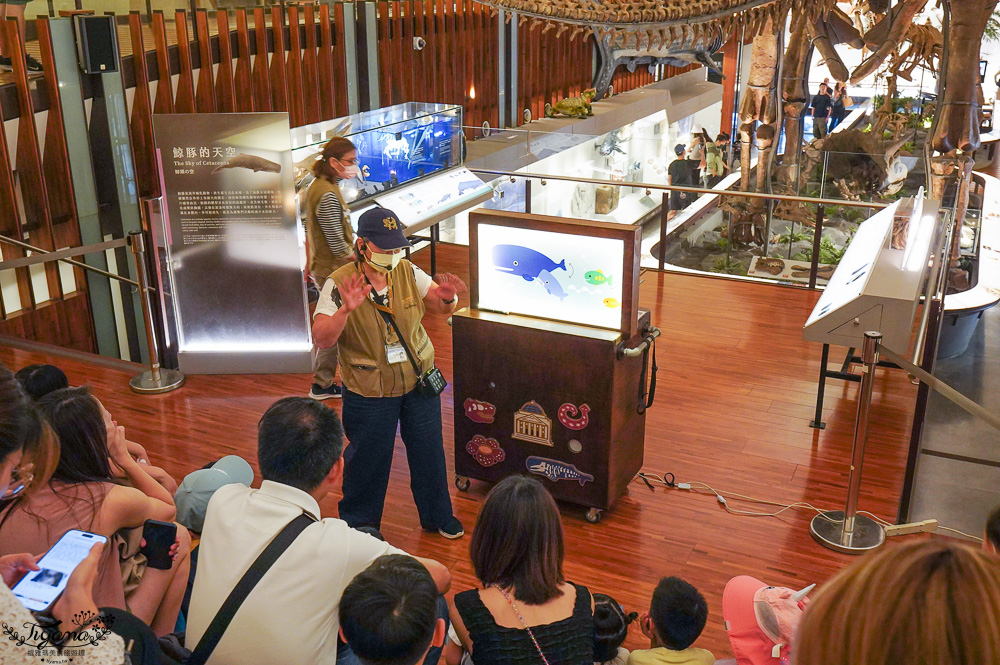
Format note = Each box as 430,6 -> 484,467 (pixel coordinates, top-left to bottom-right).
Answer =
140,520 -> 177,570
10,529 -> 108,612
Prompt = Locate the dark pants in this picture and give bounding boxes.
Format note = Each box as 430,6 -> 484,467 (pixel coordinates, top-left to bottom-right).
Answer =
339,387 -> 453,530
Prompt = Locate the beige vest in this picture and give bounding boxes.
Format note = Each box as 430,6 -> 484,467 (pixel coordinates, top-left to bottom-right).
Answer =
305,176 -> 355,281
331,259 -> 434,397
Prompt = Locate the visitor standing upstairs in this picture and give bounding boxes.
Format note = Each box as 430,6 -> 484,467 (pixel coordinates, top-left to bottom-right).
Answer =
810,83 -> 833,139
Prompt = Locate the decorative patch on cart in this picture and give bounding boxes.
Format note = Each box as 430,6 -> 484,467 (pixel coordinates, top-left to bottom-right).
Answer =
526,456 -> 594,485
464,398 -> 497,424
557,403 -> 590,430
466,435 -> 506,467
567,439 -> 583,454
512,401 -> 553,446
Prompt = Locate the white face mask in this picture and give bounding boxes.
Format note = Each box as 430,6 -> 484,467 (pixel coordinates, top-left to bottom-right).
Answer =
365,245 -> 402,273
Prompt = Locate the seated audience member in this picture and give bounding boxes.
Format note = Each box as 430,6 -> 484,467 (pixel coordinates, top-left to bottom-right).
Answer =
722,576 -> 811,665
447,475 -> 594,665
15,363 -> 68,401
340,554 -> 447,665
628,577 -> 713,665
16,363 -> 177,494
185,397 -> 450,665
0,362 -> 125,663
593,593 -> 638,665
0,387 -> 190,636
986,505 -> 1000,554
173,456 -> 255,618
795,540 -> 1000,664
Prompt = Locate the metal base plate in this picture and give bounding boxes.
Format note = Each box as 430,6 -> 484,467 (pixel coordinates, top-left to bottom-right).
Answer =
130,368 -> 186,394
810,510 -> 885,554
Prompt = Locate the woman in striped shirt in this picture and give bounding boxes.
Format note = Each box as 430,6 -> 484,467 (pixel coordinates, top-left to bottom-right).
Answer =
305,137 -> 360,400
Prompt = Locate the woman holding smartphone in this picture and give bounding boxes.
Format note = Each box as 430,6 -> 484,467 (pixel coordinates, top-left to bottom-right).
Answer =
0,363 -> 125,663
0,387 -> 190,636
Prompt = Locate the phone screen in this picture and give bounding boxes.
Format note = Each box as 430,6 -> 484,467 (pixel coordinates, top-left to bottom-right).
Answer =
10,529 -> 108,612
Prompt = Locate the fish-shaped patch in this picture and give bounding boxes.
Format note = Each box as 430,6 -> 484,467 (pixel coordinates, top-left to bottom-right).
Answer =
526,456 -> 594,485
492,245 -> 566,282
603,298 -> 620,308
536,269 -> 567,300
212,153 -> 282,174
585,270 -> 612,286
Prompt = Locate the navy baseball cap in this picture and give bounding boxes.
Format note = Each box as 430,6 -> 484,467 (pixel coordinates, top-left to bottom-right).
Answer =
357,207 -> 411,250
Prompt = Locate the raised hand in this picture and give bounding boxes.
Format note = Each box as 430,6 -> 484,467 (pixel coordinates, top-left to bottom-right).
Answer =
433,273 -> 468,301
339,273 -> 372,313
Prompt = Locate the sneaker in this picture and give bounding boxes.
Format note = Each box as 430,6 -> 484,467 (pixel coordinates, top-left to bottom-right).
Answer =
0,56 -> 11,72
308,383 -> 342,400
436,516 -> 464,540
25,55 -> 42,74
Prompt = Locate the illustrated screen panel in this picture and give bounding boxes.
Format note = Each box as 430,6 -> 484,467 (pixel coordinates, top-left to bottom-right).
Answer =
476,224 -> 625,331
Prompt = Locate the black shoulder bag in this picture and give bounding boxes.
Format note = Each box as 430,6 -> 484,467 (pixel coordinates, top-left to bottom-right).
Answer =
376,309 -> 447,397
186,513 -> 314,665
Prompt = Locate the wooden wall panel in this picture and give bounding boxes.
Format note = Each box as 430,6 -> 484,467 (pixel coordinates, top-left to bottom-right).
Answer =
253,8 -> 273,113
317,4 -> 335,120
285,5 -> 305,127
215,10 -> 237,113
234,10 -> 254,113
303,4 -> 321,124
152,12 -> 175,114
174,11 -> 197,113
332,2 -> 349,117
126,12 -> 158,199
270,6 -> 290,113
7,21 -> 61,302
194,10 -> 217,113
0,294 -> 96,353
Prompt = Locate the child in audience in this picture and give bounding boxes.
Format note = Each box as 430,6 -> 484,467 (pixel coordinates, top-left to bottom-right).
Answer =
340,554 -> 447,665
628,577 -> 713,665
795,540 -> 1000,664
594,593 -> 638,665
985,505 -> 1000,554
15,363 -> 68,401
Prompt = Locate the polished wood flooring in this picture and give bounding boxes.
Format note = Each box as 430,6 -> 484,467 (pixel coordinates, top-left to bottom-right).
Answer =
0,244 -> 920,658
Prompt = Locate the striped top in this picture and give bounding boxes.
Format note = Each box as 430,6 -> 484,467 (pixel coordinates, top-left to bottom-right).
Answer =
317,187 -> 352,257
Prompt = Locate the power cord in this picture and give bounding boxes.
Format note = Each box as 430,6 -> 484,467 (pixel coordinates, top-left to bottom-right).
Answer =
633,471 -> 984,542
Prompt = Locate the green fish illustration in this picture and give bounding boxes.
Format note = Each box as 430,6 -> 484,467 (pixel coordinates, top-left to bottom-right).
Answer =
584,270 -> 612,286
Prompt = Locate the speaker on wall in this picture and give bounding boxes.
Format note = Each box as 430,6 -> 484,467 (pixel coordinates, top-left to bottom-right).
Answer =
73,15 -> 119,74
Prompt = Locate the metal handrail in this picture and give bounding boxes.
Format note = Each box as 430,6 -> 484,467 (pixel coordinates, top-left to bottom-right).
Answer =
468,168 -> 891,209
0,234 -> 140,288
0,231 -> 183,395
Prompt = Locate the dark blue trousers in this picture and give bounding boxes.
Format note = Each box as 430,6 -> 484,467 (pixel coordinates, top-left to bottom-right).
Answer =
338,387 -> 454,530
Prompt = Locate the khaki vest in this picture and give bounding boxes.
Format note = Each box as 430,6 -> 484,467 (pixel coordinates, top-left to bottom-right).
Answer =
331,259 -> 434,398
305,176 -> 355,281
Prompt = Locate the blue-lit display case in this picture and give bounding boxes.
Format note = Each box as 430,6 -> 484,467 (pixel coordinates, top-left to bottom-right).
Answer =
291,102 -> 464,204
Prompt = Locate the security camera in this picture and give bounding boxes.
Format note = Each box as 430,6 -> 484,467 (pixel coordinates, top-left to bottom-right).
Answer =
413,36 -> 426,50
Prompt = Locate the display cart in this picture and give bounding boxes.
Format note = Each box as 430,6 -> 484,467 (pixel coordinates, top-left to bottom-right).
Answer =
452,210 -> 659,522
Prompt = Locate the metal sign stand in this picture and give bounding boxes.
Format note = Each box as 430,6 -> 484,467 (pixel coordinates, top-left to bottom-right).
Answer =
810,330 -> 887,554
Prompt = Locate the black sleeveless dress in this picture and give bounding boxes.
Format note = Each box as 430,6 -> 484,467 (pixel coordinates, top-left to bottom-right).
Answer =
454,583 -> 594,665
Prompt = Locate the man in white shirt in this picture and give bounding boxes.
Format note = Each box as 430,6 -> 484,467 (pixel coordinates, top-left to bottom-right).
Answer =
185,397 -> 451,665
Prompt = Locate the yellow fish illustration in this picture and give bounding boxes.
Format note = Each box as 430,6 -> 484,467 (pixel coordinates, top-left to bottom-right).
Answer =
603,298 -> 620,308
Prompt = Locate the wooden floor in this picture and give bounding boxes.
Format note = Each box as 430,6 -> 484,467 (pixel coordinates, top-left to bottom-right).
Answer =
0,243 -> 921,658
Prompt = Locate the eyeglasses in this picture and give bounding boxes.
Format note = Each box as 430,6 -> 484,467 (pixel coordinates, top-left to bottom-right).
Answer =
2,462 -> 35,501
337,157 -> 360,166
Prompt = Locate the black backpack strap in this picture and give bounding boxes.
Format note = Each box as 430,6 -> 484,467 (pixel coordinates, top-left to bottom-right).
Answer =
187,514 -> 314,665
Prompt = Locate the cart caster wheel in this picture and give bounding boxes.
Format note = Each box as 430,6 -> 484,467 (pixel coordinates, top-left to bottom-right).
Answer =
455,476 -> 471,491
585,508 -> 602,523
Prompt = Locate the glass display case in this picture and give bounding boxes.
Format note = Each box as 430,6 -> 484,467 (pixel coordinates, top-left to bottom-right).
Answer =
290,102 -> 464,204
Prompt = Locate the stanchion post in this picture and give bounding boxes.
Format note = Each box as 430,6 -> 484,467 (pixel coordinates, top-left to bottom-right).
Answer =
127,231 -> 185,394
809,330 -> 886,554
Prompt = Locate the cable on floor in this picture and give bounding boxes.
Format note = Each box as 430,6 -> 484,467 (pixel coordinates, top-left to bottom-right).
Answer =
633,471 -> 984,542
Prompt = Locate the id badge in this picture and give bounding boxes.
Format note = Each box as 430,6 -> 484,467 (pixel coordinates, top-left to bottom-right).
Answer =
386,343 -> 407,364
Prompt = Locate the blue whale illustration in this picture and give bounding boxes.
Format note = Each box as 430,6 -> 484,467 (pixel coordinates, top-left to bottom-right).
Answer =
492,245 -> 567,281
536,269 -> 567,301
526,456 -> 594,486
